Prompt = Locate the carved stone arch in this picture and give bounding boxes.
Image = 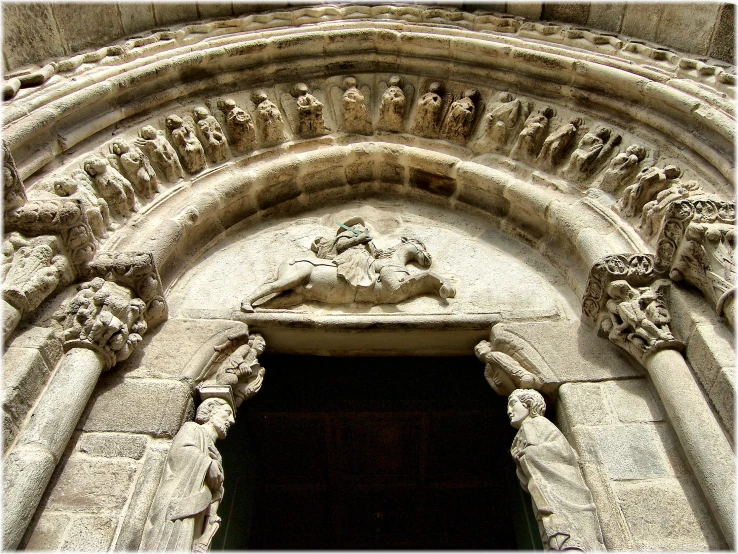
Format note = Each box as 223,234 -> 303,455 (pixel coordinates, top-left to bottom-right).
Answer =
3,4 -> 734,552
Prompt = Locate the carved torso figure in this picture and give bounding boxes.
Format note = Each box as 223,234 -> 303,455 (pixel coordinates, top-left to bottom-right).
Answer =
440,88 -> 480,142
483,92 -> 529,150
83,156 -> 138,217
52,172 -> 111,239
293,83 -> 325,138
618,165 -> 681,217
562,126 -> 612,181
341,77 -> 369,134
508,389 -> 605,552
596,144 -> 647,194
140,398 -> 234,552
413,82 -> 444,137
639,180 -> 703,236
252,90 -> 287,146
111,139 -> 160,198
220,99 -> 256,152
135,125 -> 184,183
511,108 -> 554,162
194,107 -> 229,164
377,76 -> 406,132
166,115 -> 207,174
537,118 -> 581,169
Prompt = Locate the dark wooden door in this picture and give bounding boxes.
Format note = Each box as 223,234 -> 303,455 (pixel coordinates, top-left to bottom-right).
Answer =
213,355 -> 531,550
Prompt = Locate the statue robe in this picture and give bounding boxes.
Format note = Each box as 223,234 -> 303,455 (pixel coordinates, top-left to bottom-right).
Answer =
511,416 -> 604,551
140,422 -> 222,551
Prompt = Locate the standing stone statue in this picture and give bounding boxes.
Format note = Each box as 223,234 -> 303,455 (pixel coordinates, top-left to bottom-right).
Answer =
510,108 -> 554,163
537,117 -> 582,169
166,115 -> 207,174
194,107 -> 229,164
507,389 -> 605,551
341,77 -> 370,134
252,89 -> 288,146
413,82 -> 444,137
377,76 -> 406,132
219,99 -> 256,152
83,155 -> 138,217
140,397 -> 235,552
135,125 -> 184,183
594,144 -> 647,194
111,140 -> 160,199
440,88 -> 480,142
561,126 -> 613,182
292,83 -> 325,138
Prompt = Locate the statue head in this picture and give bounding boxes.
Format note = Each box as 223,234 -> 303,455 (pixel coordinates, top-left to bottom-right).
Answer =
343,76 -> 358,90
292,83 -> 309,97
165,115 -> 184,129
507,389 -> 546,429
593,126 -> 611,141
462,88 -> 480,102
252,89 -> 269,104
111,140 -> 130,156
193,107 -> 210,120
428,82 -> 444,95
221,99 -> 237,111
83,156 -> 108,177
494,91 -> 514,103
53,177 -> 78,197
140,125 -> 158,139
626,144 -> 647,161
388,75 -> 402,87
196,397 -> 235,440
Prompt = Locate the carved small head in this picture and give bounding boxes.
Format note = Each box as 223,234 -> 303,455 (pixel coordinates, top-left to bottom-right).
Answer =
221,99 -> 237,111
52,177 -> 78,197
165,114 -> 184,129
193,107 -> 210,120
427,82 -> 444,95
593,126 -> 611,141
110,140 -> 131,156
292,83 -> 309,97
343,76 -> 358,90
139,125 -> 158,139
388,75 -> 402,87
569,117 -> 583,128
626,144 -> 647,161
607,279 -> 637,301
252,89 -> 269,104
462,88 -> 480,102
494,91 -> 515,103
196,397 -> 235,439
83,156 -> 108,176
507,389 -> 546,429
664,165 -> 682,180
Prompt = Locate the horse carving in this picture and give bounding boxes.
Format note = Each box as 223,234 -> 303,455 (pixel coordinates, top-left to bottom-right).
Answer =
241,219 -> 455,312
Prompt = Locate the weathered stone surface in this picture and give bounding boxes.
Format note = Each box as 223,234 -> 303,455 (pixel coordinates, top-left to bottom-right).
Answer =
81,377 -> 193,438
586,3 -> 625,33
45,454 -> 136,511
22,512 -> 70,550
51,4 -> 125,55
505,2 -> 542,19
591,424 -> 670,481
656,2 -> 721,56
2,346 -> 52,426
8,325 -> 63,370
612,478 -> 727,550
621,4 -> 662,42
709,365 -> 735,438
78,432 -> 148,459
153,3 -> 199,27
197,2 -> 234,19
112,440 -> 170,551
541,3 -> 590,25
558,382 -> 616,428
119,3 -> 156,36
2,3 -> 66,69
59,515 -> 118,551
710,3 -> 735,63
604,379 -> 663,423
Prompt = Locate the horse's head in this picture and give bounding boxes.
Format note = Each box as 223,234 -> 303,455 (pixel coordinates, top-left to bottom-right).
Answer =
401,236 -> 432,267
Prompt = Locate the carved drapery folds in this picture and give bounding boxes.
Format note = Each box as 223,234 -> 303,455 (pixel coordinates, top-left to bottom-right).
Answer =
377,76 -> 408,132
582,253 -> 682,364
507,389 -> 606,551
292,83 -> 326,138
654,198 -> 735,326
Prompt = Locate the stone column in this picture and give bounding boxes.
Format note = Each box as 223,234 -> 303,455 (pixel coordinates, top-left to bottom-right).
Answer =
582,253 -> 735,546
2,278 -> 149,550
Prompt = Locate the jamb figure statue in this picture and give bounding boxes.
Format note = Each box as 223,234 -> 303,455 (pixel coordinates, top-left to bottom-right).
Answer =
508,389 -> 605,551
139,398 -> 235,552
241,217 -> 455,312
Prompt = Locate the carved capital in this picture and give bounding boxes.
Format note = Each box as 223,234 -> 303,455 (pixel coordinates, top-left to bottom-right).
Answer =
582,253 -> 683,364
54,278 -> 148,370
2,233 -> 75,314
4,197 -> 97,266
654,197 -> 735,325
81,251 -> 168,327
196,330 -> 266,408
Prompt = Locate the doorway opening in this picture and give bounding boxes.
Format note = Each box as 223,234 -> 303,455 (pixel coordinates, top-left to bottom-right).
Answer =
212,355 -> 541,549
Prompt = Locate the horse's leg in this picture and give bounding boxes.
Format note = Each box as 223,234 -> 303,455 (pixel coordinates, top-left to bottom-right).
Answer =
387,270 -> 455,301
241,264 -> 313,312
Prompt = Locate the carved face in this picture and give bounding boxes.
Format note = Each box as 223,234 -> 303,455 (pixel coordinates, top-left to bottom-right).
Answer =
507,396 -> 529,429
210,404 -> 235,439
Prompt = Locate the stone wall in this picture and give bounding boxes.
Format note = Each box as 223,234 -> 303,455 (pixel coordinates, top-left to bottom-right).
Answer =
3,2 -> 735,71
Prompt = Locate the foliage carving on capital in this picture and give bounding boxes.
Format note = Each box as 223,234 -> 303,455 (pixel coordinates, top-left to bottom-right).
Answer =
654,197 -> 735,326
582,253 -> 683,364
54,278 -> 148,370
196,330 -> 266,408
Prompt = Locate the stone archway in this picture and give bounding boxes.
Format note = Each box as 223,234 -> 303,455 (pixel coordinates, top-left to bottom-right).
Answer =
3,4 -> 734,551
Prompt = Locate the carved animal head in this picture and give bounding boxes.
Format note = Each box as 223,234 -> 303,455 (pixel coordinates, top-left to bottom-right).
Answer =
400,236 -> 431,267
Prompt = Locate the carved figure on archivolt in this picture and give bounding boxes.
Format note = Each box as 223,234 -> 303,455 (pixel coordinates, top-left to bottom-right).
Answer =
52,172 -> 111,239
537,117 -> 582,170
83,155 -> 138,218
166,115 -> 207,174
194,107 -> 229,164
440,88 -> 481,142
252,89 -> 288,146
561,126 -> 620,183
510,107 -> 554,163
110,140 -> 160,199
219,99 -> 257,152
288,83 -> 326,138
413,82 -> 445,137
377,76 -> 411,132
618,164 -> 681,217
640,179 -> 703,237
135,125 -> 184,183
241,217 -> 456,312
340,76 -> 371,135
594,144 -> 647,194
481,92 -> 531,151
